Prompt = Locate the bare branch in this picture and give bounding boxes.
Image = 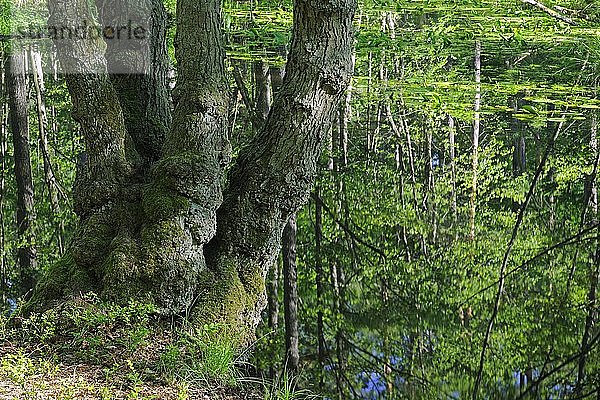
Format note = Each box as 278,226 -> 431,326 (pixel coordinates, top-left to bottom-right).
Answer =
521,0 -> 577,25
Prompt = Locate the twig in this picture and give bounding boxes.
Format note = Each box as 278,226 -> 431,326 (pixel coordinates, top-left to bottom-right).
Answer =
458,225 -> 600,308
311,192 -> 386,259
472,119 -> 566,399
521,0 -> 577,25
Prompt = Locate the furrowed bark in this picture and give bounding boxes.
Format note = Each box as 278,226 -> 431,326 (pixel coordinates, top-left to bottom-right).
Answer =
31,0 -> 134,305
47,0 -> 132,215
205,0 -> 357,334
96,0 -> 172,165
135,0 -> 230,314
33,0 -> 228,315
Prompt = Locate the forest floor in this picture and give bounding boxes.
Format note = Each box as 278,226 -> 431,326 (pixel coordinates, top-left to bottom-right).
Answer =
0,341 -> 264,399
0,297 -> 265,400
0,341 -> 261,399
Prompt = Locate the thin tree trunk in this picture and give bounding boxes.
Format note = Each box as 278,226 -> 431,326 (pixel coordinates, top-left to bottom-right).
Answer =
366,52 -> 373,156
253,61 -> 271,124
449,115 -> 457,229
30,47 -> 64,255
267,64 -> 283,334
6,49 -> 37,296
511,95 -> 526,213
386,104 -> 411,260
400,111 -> 419,211
426,120 -> 437,244
473,119 -> 565,399
576,112 -> 599,391
315,186 -> 326,367
267,259 -> 279,330
469,41 -> 481,241
283,214 -> 299,375
0,53 -> 7,306
381,277 -> 393,396
254,60 -> 277,331
332,61 -> 354,397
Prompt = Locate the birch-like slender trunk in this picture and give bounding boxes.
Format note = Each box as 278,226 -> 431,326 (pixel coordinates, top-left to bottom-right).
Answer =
0,53 -> 7,306
449,115 -> 458,233
315,186 -> 326,368
469,41 -> 481,241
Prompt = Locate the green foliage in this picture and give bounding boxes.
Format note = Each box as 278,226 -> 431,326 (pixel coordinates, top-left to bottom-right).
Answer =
2,0 -> 600,398
261,372 -> 316,400
158,323 -> 241,387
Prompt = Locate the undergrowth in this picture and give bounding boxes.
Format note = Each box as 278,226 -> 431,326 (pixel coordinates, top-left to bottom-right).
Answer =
0,294 -> 314,399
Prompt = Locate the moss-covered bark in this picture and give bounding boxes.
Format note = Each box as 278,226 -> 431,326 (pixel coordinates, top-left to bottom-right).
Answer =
32,0 -> 357,346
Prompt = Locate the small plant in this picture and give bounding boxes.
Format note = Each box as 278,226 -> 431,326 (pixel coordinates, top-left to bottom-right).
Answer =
260,371 -> 317,400
157,343 -> 181,383
158,323 -> 241,387
176,382 -> 189,400
0,350 -> 58,397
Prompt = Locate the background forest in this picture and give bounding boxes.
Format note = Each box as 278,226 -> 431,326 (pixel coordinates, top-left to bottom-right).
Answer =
2,0 -> 600,398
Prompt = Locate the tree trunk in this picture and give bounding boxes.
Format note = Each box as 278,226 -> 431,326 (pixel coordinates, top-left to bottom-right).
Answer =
449,114 -> 458,233
6,49 -> 37,296
30,47 -> 65,255
315,186 -> 326,367
511,95 -> 526,213
0,53 -> 8,306
283,214 -> 299,375
204,0 -> 356,335
32,0 -> 357,345
469,41 -> 481,241
96,0 -> 172,166
253,61 -> 272,125
576,112 -> 599,391
264,64 -> 281,334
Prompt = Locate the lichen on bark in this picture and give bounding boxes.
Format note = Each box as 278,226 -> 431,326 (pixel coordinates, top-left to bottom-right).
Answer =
29,0 -> 357,346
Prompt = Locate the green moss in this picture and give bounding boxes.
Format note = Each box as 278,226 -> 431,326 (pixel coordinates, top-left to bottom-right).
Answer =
142,184 -> 190,221
192,261 -> 257,346
101,233 -> 148,300
238,264 -> 266,306
71,212 -> 116,271
26,253 -> 97,312
151,152 -> 219,196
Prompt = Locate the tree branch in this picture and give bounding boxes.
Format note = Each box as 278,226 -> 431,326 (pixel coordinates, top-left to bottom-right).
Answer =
312,192 -> 387,259
472,118 -> 566,398
521,0 -> 577,25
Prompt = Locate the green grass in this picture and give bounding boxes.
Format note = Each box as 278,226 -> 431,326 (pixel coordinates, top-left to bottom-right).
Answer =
1,295 -> 300,399
159,323 -> 241,387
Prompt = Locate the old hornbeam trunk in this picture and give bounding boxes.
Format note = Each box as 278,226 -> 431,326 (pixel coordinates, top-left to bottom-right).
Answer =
31,0 -> 356,343
96,0 -> 172,166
